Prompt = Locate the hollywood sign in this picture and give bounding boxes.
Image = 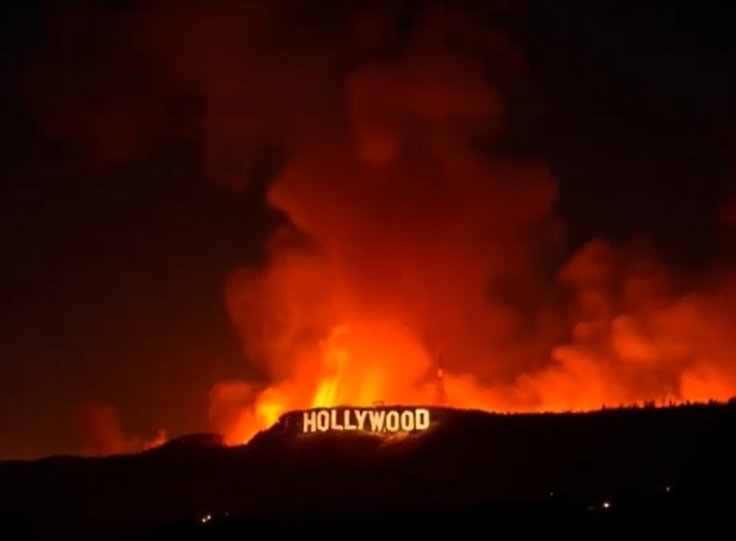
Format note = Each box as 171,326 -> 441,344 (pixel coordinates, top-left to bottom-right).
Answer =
302,407 -> 431,434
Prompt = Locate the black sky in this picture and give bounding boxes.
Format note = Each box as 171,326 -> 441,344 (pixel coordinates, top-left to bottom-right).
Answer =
0,1 -> 734,459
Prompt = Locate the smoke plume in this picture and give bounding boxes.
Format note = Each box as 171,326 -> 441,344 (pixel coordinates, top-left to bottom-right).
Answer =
73,403 -> 166,456
26,1 -> 736,445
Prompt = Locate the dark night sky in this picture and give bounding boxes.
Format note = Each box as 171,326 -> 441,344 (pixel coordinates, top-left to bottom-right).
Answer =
0,1 -> 734,459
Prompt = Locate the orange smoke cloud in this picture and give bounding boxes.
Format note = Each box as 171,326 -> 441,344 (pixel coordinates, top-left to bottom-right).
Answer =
74,404 -> 126,457
26,1 -> 736,447
215,5 -> 563,442
509,240 -> 736,411
74,403 -> 167,456
215,4 -> 736,443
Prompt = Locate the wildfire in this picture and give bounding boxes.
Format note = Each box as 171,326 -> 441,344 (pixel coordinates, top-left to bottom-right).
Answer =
220,295 -> 736,446
204,3 -> 736,447
24,0 -> 736,457
312,324 -> 350,408
142,429 -> 168,451
254,388 -> 289,429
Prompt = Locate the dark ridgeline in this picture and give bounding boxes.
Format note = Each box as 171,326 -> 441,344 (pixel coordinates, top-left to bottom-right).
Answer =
2,403 -> 736,539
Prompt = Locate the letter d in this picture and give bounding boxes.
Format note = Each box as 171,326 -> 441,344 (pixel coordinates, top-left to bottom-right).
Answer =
415,408 -> 430,430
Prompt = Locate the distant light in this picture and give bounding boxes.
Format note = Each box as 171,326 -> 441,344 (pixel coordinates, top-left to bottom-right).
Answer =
665,485 -> 672,493
200,514 -> 212,524
602,501 -> 611,509
549,491 -> 555,497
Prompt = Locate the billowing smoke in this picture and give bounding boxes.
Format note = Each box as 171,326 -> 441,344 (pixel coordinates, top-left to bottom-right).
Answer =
515,240 -> 736,411
74,403 -> 126,456
204,2 -> 564,440
26,1 -> 736,445
73,403 -> 166,456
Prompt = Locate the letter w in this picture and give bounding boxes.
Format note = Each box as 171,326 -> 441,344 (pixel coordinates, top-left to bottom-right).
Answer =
368,410 -> 385,432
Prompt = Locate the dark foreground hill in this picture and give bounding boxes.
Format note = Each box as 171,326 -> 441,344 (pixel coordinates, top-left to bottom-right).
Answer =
2,403 -> 736,540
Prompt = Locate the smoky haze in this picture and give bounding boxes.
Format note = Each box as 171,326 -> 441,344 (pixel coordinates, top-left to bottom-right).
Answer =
1,0 -> 732,457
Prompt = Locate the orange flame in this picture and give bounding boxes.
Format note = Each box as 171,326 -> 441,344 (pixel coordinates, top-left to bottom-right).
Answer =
312,324 -> 350,408
142,429 -> 168,451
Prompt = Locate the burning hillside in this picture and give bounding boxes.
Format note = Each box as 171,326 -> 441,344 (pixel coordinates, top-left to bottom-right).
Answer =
20,0 -> 736,454
203,2 -> 736,445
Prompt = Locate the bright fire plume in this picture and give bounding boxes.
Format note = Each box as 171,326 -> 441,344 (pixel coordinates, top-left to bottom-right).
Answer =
206,4 -> 736,445
28,0 -> 736,447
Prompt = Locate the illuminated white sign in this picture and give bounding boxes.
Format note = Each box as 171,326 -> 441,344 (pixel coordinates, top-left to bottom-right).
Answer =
302,408 -> 431,434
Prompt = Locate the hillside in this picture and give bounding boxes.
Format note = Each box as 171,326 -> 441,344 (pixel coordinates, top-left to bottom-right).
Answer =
2,403 -> 736,539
